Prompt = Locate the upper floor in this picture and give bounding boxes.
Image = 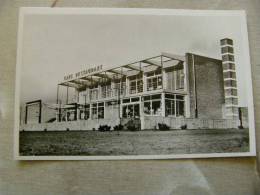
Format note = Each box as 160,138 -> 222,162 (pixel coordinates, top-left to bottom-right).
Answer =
58,53 -> 187,104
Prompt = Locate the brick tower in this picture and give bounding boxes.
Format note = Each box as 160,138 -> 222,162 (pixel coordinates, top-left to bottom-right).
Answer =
220,38 -> 238,119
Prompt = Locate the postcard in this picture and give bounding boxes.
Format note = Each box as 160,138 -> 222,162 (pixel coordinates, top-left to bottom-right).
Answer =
14,8 -> 256,160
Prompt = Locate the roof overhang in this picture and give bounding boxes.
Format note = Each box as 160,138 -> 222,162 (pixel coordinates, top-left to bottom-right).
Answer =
59,53 -> 185,88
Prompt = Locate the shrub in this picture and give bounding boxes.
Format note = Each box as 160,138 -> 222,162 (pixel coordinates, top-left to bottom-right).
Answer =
44,128 -> 47,132
238,125 -> 244,129
126,120 -> 140,131
181,124 -> 187,130
98,125 -> 111,132
92,128 -> 96,131
66,128 -> 70,131
158,123 -> 170,131
113,124 -> 124,131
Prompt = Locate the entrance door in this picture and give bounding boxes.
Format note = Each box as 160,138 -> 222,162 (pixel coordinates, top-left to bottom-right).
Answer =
122,103 -> 140,118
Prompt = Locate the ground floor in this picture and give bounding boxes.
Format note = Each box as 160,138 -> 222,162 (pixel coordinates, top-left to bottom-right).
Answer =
19,129 -> 249,156
58,92 -> 187,122
22,92 -> 248,131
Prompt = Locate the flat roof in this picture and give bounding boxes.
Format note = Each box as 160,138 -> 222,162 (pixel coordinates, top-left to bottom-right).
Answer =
59,52 -> 185,89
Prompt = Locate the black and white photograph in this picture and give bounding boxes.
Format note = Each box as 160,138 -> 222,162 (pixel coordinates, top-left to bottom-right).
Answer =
14,8 -> 256,160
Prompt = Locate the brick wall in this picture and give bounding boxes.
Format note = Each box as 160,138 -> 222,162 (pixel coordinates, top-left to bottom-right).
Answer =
186,53 -> 225,119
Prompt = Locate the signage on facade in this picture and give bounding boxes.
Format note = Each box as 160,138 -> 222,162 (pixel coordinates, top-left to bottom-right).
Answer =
64,65 -> 103,81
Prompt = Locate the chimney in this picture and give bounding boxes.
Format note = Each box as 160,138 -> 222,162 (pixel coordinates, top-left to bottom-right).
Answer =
220,38 -> 238,119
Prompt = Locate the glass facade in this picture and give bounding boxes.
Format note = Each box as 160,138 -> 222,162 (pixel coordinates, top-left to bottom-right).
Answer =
91,102 -> 104,119
101,83 -> 112,98
114,81 -> 126,96
129,76 -> 143,94
165,94 -> 185,117
90,88 -> 98,100
143,94 -> 162,115
166,68 -> 185,91
61,58 -> 187,122
146,69 -> 162,91
122,104 -> 140,118
176,69 -> 185,90
79,104 -> 90,120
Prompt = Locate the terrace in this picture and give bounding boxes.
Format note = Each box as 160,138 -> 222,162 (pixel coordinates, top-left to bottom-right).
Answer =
57,53 -> 186,105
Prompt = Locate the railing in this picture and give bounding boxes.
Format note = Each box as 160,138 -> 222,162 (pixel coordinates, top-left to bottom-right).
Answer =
80,87 -> 127,103
79,83 -> 167,104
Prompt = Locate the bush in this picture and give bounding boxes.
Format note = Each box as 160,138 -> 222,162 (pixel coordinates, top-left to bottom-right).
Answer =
181,124 -> 187,130
158,123 -> 170,131
113,124 -> 124,131
98,125 -> 111,132
126,120 -> 140,131
66,128 -> 70,131
44,128 -> 47,132
238,125 -> 244,129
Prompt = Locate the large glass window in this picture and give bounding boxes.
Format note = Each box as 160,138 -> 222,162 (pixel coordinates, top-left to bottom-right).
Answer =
143,94 -> 162,115
98,102 -> 104,118
129,75 -> 143,94
176,69 -> 184,90
114,81 -> 126,96
166,99 -> 175,116
166,68 -> 185,91
101,83 -> 112,98
91,103 -> 97,119
146,69 -> 162,91
122,104 -> 140,118
165,94 -> 185,117
90,88 -> 98,100
79,104 -> 90,120
66,111 -> 76,121
91,102 -> 104,119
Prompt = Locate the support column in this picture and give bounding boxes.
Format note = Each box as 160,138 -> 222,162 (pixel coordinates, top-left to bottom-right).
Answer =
143,73 -> 147,92
161,92 -> 165,117
162,70 -> 167,90
111,80 -> 115,97
140,96 -> 145,130
89,103 -> 92,119
126,77 -> 129,95
139,97 -> 144,117
119,99 -> 123,118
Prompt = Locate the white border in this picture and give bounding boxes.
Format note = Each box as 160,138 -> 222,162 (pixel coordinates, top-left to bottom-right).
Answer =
14,8 -> 256,160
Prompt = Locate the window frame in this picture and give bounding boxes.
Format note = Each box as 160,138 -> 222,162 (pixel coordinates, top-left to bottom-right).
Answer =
143,94 -> 162,116
129,75 -> 143,94
91,102 -> 104,119
165,94 -> 185,117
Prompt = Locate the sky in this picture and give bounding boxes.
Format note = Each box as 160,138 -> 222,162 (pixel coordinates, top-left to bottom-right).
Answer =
19,9 -> 251,106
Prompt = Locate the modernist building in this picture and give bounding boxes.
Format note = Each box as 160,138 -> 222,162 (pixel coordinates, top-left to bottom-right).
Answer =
22,38 -> 248,130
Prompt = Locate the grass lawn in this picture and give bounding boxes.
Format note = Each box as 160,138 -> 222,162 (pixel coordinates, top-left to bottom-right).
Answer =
19,129 -> 249,156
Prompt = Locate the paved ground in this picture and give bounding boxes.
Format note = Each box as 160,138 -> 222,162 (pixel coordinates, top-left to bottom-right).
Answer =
19,129 -> 249,156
